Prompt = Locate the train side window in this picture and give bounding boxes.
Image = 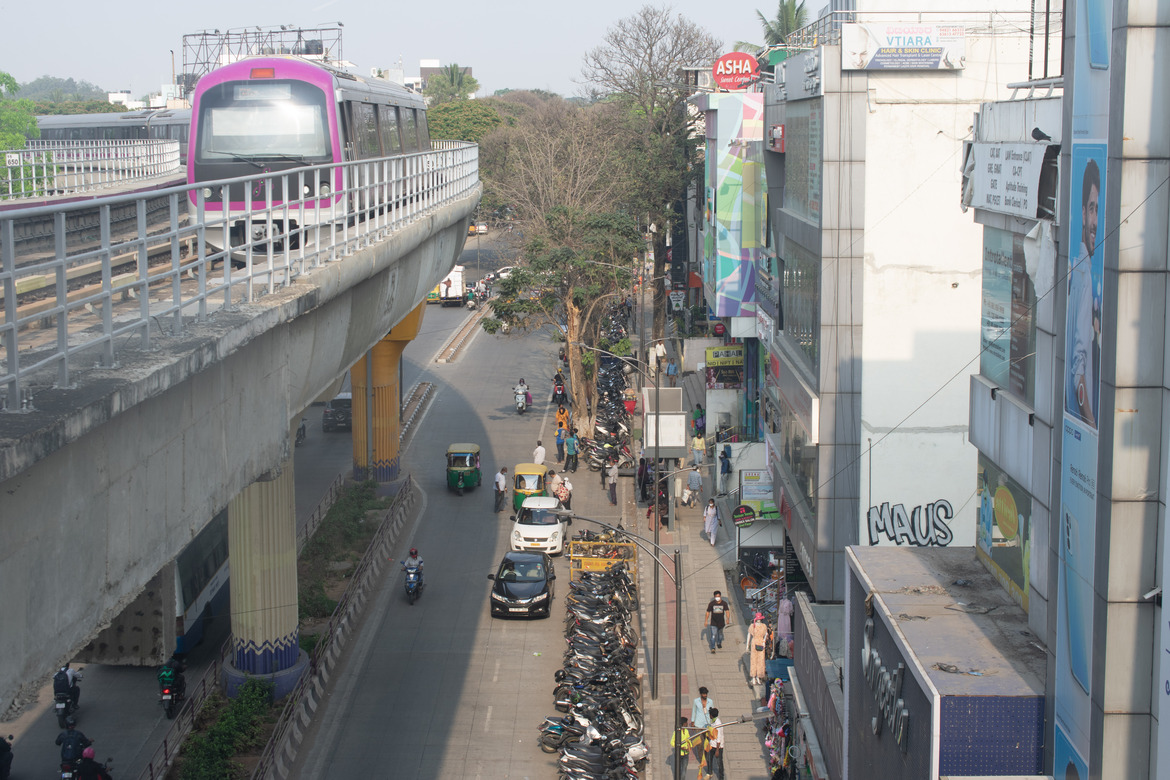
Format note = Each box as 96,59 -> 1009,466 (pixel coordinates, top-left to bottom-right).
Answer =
401,108 -> 419,153
417,111 -> 431,151
378,106 -> 401,155
339,103 -> 356,161
354,102 -> 380,158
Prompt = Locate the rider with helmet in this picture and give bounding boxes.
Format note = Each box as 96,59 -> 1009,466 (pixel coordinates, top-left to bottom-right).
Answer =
76,746 -> 112,780
55,717 -> 91,764
402,547 -> 424,587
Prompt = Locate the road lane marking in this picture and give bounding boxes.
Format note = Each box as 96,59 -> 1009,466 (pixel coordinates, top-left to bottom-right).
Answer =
492,659 -> 500,682
484,704 -> 493,732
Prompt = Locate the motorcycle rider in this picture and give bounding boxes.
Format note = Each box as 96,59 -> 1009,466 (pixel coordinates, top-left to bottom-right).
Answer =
401,547 -> 424,588
55,717 -> 91,765
158,654 -> 187,697
76,746 -> 112,780
53,663 -> 81,711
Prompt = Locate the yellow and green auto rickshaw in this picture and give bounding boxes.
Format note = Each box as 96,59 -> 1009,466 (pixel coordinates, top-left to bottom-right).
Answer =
513,462 -> 550,511
446,443 -> 482,495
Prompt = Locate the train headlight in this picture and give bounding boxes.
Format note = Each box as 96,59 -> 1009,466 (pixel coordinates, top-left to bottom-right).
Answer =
202,188 -> 213,199
319,183 -> 331,198
303,184 -> 312,196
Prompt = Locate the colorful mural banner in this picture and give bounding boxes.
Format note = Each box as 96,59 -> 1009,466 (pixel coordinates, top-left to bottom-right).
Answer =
707,93 -> 763,318
739,469 -> 778,519
1055,0 -> 1112,768
976,453 -> 1032,609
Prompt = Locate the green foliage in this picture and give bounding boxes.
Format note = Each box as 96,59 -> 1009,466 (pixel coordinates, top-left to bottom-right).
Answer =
737,0 -> 809,51
35,100 -> 127,115
17,75 -> 107,102
179,679 -> 273,780
0,70 -> 39,149
423,63 -> 480,106
297,480 -> 386,620
427,100 -> 502,143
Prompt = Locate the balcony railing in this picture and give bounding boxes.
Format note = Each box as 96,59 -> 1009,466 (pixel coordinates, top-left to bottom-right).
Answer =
0,141 -> 479,410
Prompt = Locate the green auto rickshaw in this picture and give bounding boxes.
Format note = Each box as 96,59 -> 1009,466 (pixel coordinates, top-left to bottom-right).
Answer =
446,443 -> 482,495
513,462 -> 551,512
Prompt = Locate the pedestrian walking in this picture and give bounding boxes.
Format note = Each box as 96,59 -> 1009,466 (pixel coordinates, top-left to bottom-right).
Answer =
561,476 -> 573,510
533,440 -> 546,465
548,469 -> 563,498
703,499 -> 720,546
684,466 -> 703,508
691,432 -> 705,466
494,466 -> 508,512
705,709 -> 725,780
555,423 -> 567,463
691,687 -> 715,730
636,458 -> 648,503
718,449 -> 731,495
555,404 -> 570,433
692,403 -> 706,435
666,358 -> 679,387
704,590 -> 730,652
607,460 -> 619,505
565,429 -> 579,472
748,612 -> 769,684
670,716 -> 694,779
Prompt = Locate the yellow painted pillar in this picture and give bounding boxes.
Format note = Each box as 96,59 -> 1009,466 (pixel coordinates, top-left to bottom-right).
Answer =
227,461 -> 299,677
351,302 -> 426,481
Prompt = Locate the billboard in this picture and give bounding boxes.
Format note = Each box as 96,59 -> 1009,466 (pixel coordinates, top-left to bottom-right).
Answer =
1054,0 -> 1113,772
705,344 -> 745,389
841,23 -> 966,70
976,453 -> 1032,609
980,226 -> 1037,404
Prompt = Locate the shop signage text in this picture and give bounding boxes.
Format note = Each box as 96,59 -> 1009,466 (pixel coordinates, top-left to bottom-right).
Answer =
861,617 -> 910,752
972,142 -> 1047,219
732,505 -> 756,528
713,52 -> 759,90
867,499 -> 955,547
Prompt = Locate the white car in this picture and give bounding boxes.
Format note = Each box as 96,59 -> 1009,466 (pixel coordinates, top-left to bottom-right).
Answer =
511,496 -> 570,555
495,265 -> 515,280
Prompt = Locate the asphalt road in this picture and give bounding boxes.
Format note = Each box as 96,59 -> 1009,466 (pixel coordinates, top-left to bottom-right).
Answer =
292,313 -> 570,778
2,244 -> 512,779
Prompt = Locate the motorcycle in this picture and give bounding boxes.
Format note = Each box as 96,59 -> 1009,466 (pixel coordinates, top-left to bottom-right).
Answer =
294,418 -> 307,447
404,566 -> 423,605
552,381 -> 568,406
159,680 -> 185,720
515,389 -> 527,415
53,668 -> 83,728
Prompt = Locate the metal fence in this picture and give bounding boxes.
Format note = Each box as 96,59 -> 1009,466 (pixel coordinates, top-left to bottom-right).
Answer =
0,141 -> 479,411
1,140 -> 181,201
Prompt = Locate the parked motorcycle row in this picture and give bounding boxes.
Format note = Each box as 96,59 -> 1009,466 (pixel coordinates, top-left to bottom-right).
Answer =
580,318 -> 636,471
539,557 -> 649,779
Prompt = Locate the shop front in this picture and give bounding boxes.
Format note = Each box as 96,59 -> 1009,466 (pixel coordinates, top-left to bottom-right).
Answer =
845,546 -> 1046,780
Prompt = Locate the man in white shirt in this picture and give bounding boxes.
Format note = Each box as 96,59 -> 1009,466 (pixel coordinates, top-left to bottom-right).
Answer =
705,707 -> 725,780
494,467 -> 508,512
533,440 -> 546,465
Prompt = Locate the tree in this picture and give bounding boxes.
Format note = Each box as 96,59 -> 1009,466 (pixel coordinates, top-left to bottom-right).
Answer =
423,63 -> 480,106
580,5 -> 721,339
17,75 -> 107,102
735,0 -> 809,51
426,100 -> 502,143
0,71 -> 39,149
34,100 -> 127,115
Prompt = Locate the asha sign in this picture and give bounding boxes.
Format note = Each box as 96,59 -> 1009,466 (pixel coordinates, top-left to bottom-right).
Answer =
712,52 -> 759,90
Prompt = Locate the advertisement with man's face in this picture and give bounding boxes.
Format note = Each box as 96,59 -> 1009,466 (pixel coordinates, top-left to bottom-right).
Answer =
1055,0 -> 1113,769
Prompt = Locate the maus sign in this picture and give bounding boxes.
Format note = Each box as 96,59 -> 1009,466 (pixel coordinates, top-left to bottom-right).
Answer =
713,52 -> 759,90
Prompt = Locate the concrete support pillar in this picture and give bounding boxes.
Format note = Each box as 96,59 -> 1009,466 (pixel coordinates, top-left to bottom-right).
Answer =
225,461 -> 306,698
351,302 -> 425,481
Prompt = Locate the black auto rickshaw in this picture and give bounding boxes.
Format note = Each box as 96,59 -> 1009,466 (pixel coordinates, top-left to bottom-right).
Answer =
446,443 -> 482,495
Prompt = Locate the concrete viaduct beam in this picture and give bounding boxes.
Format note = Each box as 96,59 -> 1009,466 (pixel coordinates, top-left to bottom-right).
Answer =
0,186 -> 479,714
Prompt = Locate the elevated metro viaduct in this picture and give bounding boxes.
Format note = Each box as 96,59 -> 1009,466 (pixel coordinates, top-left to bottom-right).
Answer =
0,184 -> 480,712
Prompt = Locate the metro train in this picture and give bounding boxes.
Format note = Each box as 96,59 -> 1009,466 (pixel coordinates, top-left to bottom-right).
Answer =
186,56 -> 430,254
37,108 -> 192,164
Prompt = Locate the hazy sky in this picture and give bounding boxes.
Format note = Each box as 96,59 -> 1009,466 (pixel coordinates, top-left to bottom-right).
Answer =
1,0 -> 776,98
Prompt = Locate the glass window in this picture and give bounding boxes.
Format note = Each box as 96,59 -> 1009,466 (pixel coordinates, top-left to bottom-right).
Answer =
353,103 -> 380,158
782,98 -> 822,225
379,106 -> 401,154
401,108 -> 419,153
778,396 -> 818,512
779,239 -> 820,373
417,111 -> 431,150
980,226 -> 1036,405
195,80 -> 330,162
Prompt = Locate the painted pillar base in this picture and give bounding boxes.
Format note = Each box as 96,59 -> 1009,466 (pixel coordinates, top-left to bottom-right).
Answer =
222,648 -> 309,701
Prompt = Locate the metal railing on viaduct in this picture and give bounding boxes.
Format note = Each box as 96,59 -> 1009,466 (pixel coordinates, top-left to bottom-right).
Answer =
0,141 -> 480,715
1,139 -> 182,201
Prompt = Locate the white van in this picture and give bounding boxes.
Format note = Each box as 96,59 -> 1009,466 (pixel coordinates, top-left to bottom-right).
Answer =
510,496 -> 569,555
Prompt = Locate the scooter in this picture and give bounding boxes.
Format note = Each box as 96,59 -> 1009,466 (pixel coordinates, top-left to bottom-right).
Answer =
295,418 -> 307,447
515,389 -> 527,415
53,669 -> 83,729
404,566 -> 423,605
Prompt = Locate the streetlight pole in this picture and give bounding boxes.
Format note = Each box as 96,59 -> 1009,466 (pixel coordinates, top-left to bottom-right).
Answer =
554,512 -> 683,780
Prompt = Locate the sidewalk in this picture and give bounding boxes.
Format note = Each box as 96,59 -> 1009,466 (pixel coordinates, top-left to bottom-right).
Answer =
623,288 -> 768,780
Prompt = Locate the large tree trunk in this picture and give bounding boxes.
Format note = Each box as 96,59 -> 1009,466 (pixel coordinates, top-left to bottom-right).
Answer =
564,298 -> 596,436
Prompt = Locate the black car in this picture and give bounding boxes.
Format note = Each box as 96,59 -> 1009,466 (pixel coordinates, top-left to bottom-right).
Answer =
488,550 -> 556,618
322,392 -> 352,432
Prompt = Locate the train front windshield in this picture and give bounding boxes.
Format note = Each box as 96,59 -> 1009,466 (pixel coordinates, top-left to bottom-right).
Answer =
195,80 -> 330,163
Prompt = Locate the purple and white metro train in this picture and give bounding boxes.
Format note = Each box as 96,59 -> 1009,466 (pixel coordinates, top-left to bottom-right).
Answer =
187,56 -> 430,254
